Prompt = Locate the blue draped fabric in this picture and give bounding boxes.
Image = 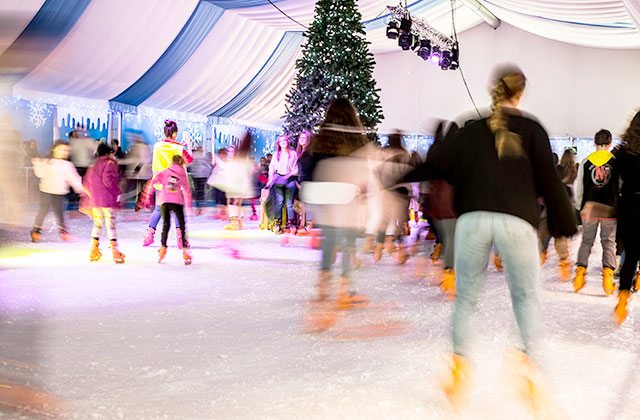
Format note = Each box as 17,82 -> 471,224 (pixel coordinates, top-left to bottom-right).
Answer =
204,0 -> 286,9
111,2 -> 224,106
209,31 -> 303,118
363,0 -> 442,31
109,101 -> 138,115
0,0 -> 91,79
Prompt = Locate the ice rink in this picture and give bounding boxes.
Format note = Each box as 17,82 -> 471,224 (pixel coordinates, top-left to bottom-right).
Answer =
0,210 -> 638,419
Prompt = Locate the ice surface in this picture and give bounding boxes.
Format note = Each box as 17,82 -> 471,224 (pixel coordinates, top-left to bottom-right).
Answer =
0,210 -> 638,419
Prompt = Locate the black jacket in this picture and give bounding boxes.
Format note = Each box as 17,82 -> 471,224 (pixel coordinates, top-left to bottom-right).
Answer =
423,111 -> 577,237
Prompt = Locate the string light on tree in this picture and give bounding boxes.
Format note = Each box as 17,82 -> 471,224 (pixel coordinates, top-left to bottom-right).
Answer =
283,0 -> 383,137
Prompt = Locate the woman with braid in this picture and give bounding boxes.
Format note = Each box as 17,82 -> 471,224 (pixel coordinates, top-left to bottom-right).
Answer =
427,65 -> 577,410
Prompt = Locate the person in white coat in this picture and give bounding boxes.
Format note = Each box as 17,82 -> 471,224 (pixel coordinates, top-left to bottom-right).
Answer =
30,140 -> 84,242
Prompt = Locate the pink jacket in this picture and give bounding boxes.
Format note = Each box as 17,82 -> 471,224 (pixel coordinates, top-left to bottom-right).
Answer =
83,156 -> 121,208
151,163 -> 192,206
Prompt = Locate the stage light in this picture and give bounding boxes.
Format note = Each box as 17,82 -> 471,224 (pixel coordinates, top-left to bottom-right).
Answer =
397,16 -> 413,50
440,50 -> 451,70
417,39 -> 431,60
430,46 -> 441,65
449,42 -> 460,70
398,33 -> 413,50
385,5 -> 459,70
411,37 -> 421,51
386,21 -> 399,39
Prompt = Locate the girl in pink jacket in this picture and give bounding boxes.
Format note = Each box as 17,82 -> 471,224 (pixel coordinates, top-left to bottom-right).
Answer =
81,143 -> 125,264
151,155 -> 192,264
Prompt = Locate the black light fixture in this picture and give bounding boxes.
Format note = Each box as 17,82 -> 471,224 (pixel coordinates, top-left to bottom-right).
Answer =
449,42 -> 460,70
398,32 -> 413,50
411,37 -> 421,51
397,16 -> 413,51
430,46 -> 441,65
440,50 -> 451,70
386,21 -> 399,39
417,39 -> 431,60
385,6 -> 460,71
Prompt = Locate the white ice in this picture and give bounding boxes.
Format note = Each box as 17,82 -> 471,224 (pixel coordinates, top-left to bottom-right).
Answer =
0,210 -> 638,419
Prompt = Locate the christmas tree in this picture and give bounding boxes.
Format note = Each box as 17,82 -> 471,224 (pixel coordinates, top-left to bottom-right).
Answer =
283,0 -> 383,137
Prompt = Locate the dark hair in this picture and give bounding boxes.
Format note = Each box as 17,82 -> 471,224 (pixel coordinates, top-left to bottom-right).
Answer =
97,142 -> 114,157
295,131 -> 310,156
236,132 -> 252,158
551,152 -> 559,167
172,154 -> 184,165
310,97 -> 368,156
622,110 -> 640,155
594,129 -> 612,146
387,131 -> 405,151
164,120 -> 178,138
559,150 -> 577,184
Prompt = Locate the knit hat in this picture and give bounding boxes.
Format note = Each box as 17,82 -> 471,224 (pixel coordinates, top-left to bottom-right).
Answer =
96,142 -> 114,157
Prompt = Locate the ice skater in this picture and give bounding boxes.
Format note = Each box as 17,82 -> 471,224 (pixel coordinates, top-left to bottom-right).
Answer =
151,155 -> 193,265
425,65 -> 577,410
30,140 -> 84,242
81,143 -> 125,263
143,120 -> 193,247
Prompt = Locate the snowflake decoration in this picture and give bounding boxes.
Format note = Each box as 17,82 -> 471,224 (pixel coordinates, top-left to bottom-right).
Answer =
183,123 -> 203,147
152,123 -> 164,141
29,102 -> 47,128
262,136 -> 276,156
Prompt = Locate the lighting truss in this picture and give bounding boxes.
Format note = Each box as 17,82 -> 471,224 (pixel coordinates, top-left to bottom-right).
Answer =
386,5 -> 456,50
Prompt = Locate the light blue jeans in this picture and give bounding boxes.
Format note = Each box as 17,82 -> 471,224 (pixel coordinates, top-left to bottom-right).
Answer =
452,211 -> 542,361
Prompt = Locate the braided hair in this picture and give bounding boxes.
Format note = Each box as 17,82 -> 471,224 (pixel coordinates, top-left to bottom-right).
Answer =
488,67 -> 527,159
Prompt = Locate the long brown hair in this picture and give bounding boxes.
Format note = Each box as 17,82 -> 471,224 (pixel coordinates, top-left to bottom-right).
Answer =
623,110 -> 640,155
236,132 -> 252,159
310,97 -> 368,156
488,66 -> 526,159
558,149 -> 577,184
295,131 -> 310,156
274,135 -> 291,160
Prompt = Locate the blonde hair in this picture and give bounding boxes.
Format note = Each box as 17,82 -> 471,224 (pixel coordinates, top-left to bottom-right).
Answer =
488,68 -> 526,159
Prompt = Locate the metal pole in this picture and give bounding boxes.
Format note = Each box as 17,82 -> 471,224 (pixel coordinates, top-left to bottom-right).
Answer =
458,0 -> 501,29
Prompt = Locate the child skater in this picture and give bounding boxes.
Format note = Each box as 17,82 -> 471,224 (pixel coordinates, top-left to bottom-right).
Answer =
152,155 -> 192,265
81,143 -> 125,263
30,140 -> 84,242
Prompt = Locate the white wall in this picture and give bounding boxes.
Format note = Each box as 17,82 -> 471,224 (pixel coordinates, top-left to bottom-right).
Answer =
373,22 -> 640,137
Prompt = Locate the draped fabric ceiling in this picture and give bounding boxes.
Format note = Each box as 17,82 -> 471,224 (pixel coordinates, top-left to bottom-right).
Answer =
1,0 -> 639,129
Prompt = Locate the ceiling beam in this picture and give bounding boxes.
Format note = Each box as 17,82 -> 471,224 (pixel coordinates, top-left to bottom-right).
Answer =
458,0 -> 500,29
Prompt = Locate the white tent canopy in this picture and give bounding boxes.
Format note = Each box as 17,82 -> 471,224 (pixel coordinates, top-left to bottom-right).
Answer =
1,0 -> 639,134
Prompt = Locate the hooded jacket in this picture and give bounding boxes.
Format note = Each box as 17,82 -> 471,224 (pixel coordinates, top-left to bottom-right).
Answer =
151,163 -> 192,206
83,156 -> 121,208
151,139 -> 193,190
575,149 -> 618,215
